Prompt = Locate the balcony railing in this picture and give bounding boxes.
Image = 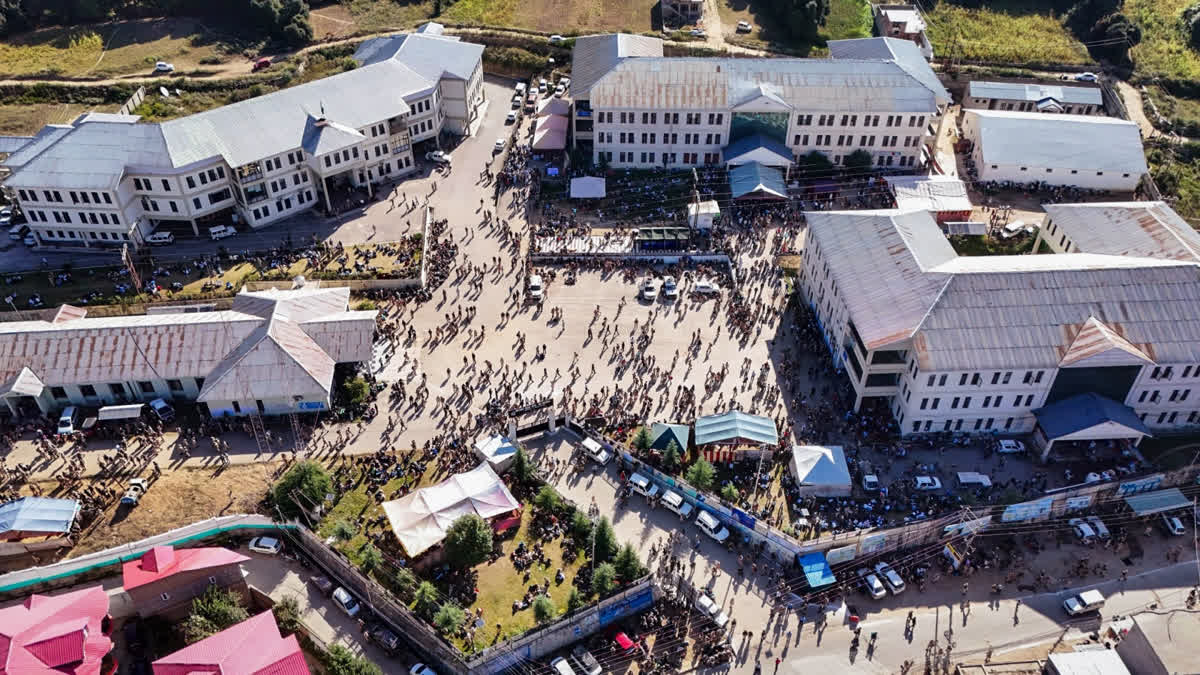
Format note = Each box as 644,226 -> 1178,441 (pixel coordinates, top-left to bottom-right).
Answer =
237,169 -> 263,185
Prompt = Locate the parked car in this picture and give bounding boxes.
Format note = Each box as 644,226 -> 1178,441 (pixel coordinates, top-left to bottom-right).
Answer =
154,61 -> 175,73
121,478 -> 148,506
997,439 -> 1026,454
252,57 -> 272,72
365,623 -> 402,655
581,437 -> 610,465
248,536 -> 283,555
1085,515 -> 1111,540
493,138 -> 507,154
628,472 -> 659,499
640,278 -> 660,300
57,406 -> 79,435
662,489 -> 694,520
527,274 -> 544,300
862,474 -> 881,491
693,279 -> 719,294
549,35 -> 565,44
1161,513 -> 1186,536
554,83 -> 566,98
1074,72 -> 1098,82
506,111 -> 517,124
425,150 -> 451,165
208,225 -> 236,240
511,95 -> 522,109
146,231 -> 175,245
8,222 -> 27,240
736,20 -> 752,32
570,645 -> 602,675
23,233 -> 36,246
310,575 -> 334,596
1063,589 -> 1105,615
662,276 -> 679,299
549,657 -> 577,675
914,476 -> 942,491
409,665 -> 437,675
538,79 -> 548,93
695,510 -> 730,543
690,28 -> 706,37
1068,518 -> 1097,544
0,207 -> 12,226
873,561 -> 905,594
148,398 -> 175,422
332,587 -> 361,618
857,568 -> 887,599
695,590 -> 729,628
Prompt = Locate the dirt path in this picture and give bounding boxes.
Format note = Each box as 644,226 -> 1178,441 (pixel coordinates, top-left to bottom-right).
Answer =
1117,79 -> 1200,144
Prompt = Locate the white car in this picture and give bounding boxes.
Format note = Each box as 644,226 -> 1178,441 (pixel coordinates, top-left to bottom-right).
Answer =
914,476 -> 942,491
662,490 -> 694,520
248,536 -> 282,555
146,231 -> 175,245
1162,513 -> 1186,536
581,437 -> 611,465
208,225 -> 236,240
493,138 -> 507,153
862,474 -> 881,491
549,35 -> 565,44
425,150 -> 451,165
511,95 -> 522,109
662,276 -> 679,299
57,406 -> 79,435
332,587 -> 360,618
695,510 -> 730,543
628,472 -> 659,500
506,111 -> 517,124
873,561 -> 905,594
554,84 -> 566,98
409,665 -> 437,675
693,279 -> 719,295
154,61 -> 175,73
857,568 -> 887,599
695,591 -> 729,627
736,20 -> 752,32
997,439 -> 1026,454
1085,516 -> 1111,540
1074,72 -> 1098,82
527,274 -> 544,300
0,208 -> 11,226
640,278 -> 660,300
23,233 -> 36,246
1068,518 -> 1096,543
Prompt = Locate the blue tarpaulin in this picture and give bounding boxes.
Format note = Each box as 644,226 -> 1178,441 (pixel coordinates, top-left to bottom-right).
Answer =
1033,393 -> 1151,440
729,162 -> 787,200
798,552 -> 835,589
0,497 -> 79,538
694,410 -> 779,446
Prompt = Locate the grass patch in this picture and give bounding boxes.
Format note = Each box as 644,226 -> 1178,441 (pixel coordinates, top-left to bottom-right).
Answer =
333,0 -> 436,36
0,102 -> 120,135
0,19 -> 232,79
1126,0 -> 1200,80
948,233 -> 1037,257
441,0 -> 652,33
924,2 -> 1091,66
1144,83 -> 1200,135
825,0 -> 873,40
718,0 -> 869,51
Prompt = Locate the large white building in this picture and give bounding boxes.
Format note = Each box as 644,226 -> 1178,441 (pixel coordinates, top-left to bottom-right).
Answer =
569,34 -> 948,172
964,80 -> 1103,115
0,28 -> 484,249
799,207 -> 1200,454
0,286 -> 375,419
960,109 -> 1147,191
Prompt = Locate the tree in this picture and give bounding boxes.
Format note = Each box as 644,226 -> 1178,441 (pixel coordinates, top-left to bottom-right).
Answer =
342,376 -> 370,406
359,543 -> 382,574
843,149 -> 874,174
434,602 -> 465,635
685,456 -> 716,492
512,443 -> 535,483
1187,2 -> 1200,49
533,595 -> 556,623
774,0 -> 830,43
720,482 -> 740,502
394,567 -> 417,599
444,513 -> 493,569
794,150 -> 833,178
270,460 -> 332,519
413,581 -> 439,619
273,595 -> 302,636
632,426 -> 653,451
613,543 -> 642,582
533,485 -> 563,514
566,586 -> 586,613
571,509 -> 593,543
592,516 -> 618,562
663,440 -> 681,472
331,519 -> 356,542
326,644 -> 384,675
592,562 -> 617,596
182,586 -> 249,644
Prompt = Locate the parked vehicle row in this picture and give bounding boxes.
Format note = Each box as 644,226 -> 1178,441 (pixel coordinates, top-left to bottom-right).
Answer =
627,472 -> 729,543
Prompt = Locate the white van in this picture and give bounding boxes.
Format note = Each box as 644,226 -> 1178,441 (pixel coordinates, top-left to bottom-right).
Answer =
661,490 -> 694,520
695,510 -> 730,543
209,225 -> 236,240
549,657 -> 577,675
628,472 -> 659,500
1063,589 -> 1104,615
527,274 -> 544,300
515,82 -> 527,95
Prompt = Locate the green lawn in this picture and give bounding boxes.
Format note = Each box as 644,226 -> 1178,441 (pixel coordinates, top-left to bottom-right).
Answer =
718,0 -> 870,53
1126,0 -> 1200,80
0,103 -> 121,136
1144,83 -> 1200,134
924,1 -> 1091,66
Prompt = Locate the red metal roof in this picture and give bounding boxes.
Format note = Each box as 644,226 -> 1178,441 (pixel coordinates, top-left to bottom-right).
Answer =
0,585 -> 111,675
151,611 -> 309,675
121,546 -> 249,591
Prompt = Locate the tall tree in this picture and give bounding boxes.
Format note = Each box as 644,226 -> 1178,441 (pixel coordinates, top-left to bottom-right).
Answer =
271,460 -> 331,519
444,513 -> 493,568
685,456 -> 715,492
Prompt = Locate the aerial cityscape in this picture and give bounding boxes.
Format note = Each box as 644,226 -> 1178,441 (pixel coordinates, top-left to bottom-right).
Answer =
1,0 -> 1199,673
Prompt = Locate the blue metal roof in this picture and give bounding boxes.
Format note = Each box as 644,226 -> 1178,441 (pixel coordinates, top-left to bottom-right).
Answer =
694,410 -> 779,446
1033,392 -> 1151,440
0,497 -> 79,537
650,423 -> 690,451
722,134 -> 793,166
729,162 -> 787,200
798,552 -> 836,588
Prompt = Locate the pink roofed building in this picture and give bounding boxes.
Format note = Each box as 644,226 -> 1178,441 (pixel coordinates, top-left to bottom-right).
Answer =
152,610 -> 309,675
122,545 -> 249,619
0,585 -> 114,675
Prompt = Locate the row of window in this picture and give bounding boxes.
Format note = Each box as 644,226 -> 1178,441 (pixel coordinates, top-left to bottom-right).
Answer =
1136,388 -> 1193,404
51,378 -> 199,399
184,166 -> 228,190
976,99 -> 1095,115
38,229 -> 129,242
411,98 -> 433,115
1141,410 -> 1200,425
797,114 -> 925,128
322,146 -> 360,169
367,122 -> 388,138
1149,365 -> 1200,380
911,417 -> 1014,433
409,118 -> 435,137
27,210 -> 121,226
917,393 -> 1037,411
600,112 -> 726,126
250,190 -> 316,221
919,370 -> 1045,388
793,133 -> 921,149
599,131 -> 724,146
268,172 -> 310,194
602,151 -> 721,165
1005,165 -> 1130,178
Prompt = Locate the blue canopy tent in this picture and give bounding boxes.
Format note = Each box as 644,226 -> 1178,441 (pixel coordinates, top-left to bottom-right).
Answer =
650,422 -> 690,452
1033,392 -> 1151,460
722,134 -> 793,167
729,162 -> 787,201
0,497 -> 79,541
797,552 -> 836,590
694,410 -> 779,446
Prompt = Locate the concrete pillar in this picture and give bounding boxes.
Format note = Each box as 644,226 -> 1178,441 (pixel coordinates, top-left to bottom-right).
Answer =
853,392 -> 863,413
2,397 -> 16,418
1040,438 -> 1055,462
365,172 -> 373,198
189,219 -> 199,237
321,175 -> 333,213
548,410 -> 557,432
508,419 -> 517,440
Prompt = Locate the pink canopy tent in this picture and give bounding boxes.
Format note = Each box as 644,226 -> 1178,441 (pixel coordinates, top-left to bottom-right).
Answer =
532,114 -> 568,151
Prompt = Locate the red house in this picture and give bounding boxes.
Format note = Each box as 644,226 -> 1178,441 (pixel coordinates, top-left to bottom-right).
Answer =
0,585 -> 113,675
151,610 -> 309,675
122,545 -> 250,618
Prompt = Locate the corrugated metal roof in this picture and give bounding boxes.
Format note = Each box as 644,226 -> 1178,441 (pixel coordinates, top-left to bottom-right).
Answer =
886,175 -> 972,213
694,410 -> 778,445
569,33 -> 664,100
300,116 -> 364,157
22,621 -> 86,669
0,135 -> 33,155
0,367 -> 44,397
71,112 -> 141,125
152,611 -> 310,675
4,121 -> 173,190
590,56 -> 939,112
964,109 -> 1148,174
1042,201 -> 1200,262
968,80 -> 1102,106
827,37 -> 948,103
879,7 -> 926,32
2,125 -> 72,171
122,545 -> 248,590
352,32 -> 481,81
0,585 -> 110,675
0,497 -> 79,536
1058,317 -> 1154,367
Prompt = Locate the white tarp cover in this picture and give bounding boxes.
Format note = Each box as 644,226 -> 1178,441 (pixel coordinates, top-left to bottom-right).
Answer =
570,176 -> 606,199
97,403 -> 146,421
789,445 -> 852,497
382,462 -> 520,557
474,435 -> 518,472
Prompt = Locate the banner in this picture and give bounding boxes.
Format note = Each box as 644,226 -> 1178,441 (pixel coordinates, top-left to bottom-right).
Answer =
943,516 -> 992,537
733,508 -> 756,530
1117,474 -> 1164,496
825,544 -> 856,566
859,533 -> 887,555
1001,496 -> 1055,522
1065,496 -> 1092,511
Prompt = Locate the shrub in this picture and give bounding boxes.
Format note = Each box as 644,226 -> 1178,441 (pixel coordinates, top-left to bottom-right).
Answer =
571,509 -> 593,542
342,376 -> 370,406
512,444 -> 535,483
533,485 -> 563,514
613,543 -> 643,582
566,586 -> 585,612
444,514 -> 493,568
843,149 -> 874,173
413,581 -> 439,619
359,543 -> 382,574
325,643 -> 383,675
685,457 -> 715,492
272,595 -> 302,636
632,426 -> 653,451
434,602 -> 465,635
533,595 -> 556,623
355,300 -> 377,310
182,585 -> 249,644
331,519 -> 356,541
720,483 -> 739,502
592,516 -> 618,562
592,562 -> 617,596
270,460 -> 331,519
663,440 -> 681,471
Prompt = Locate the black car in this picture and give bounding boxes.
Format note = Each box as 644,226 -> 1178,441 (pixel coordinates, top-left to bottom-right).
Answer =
366,623 -> 402,656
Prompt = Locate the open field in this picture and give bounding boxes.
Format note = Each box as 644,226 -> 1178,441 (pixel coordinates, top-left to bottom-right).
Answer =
0,18 -> 232,79
718,0 -> 871,52
316,0 -> 435,38
0,102 -> 121,135
1127,0 -> 1200,80
1144,83 -> 1200,134
441,0 -> 654,33
924,1 -> 1091,66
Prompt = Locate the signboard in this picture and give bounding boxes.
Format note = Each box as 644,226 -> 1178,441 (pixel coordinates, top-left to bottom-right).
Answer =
1117,474 -> 1164,496
1065,496 -> 1093,511
859,533 -> 887,555
943,516 -> 992,537
1001,496 -> 1055,522
297,401 -> 326,410
733,508 -> 756,529
825,544 -> 856,566
597,586 -> 654,627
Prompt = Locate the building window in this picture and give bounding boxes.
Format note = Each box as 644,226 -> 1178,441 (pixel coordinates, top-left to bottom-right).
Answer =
160,592 -> 170,601
931,398 -> 940,410
51,386 -> 67,399
167,379 -> 183,391
80,385 -> 97,397
138,381 -> 155,393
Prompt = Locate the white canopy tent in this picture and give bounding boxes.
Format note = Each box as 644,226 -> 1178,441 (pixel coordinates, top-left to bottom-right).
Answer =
570,176 -> 606,199
474,434 -> 519,473
789,445 -> 852,497
381,463 -> 520,557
